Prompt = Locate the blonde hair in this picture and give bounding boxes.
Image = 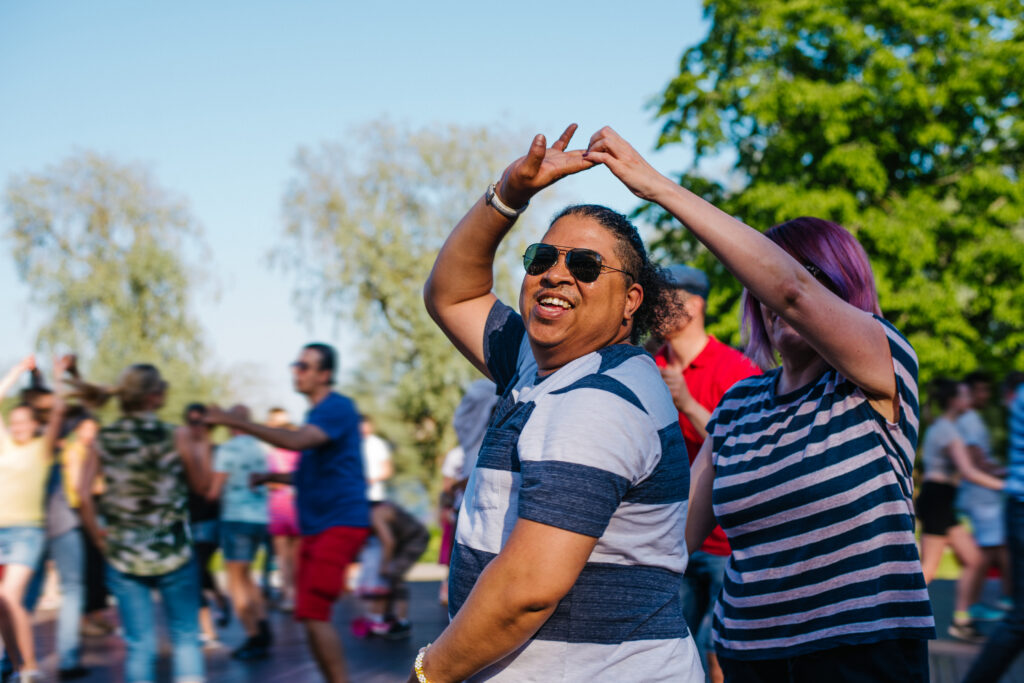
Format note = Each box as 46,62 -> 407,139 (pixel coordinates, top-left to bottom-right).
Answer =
68,363 -> 168,414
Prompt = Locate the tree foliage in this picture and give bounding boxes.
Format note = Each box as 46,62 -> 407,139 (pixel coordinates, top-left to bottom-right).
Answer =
4,152 -> 227,419
646,0 -> 1024,383
273,122 -> 541,479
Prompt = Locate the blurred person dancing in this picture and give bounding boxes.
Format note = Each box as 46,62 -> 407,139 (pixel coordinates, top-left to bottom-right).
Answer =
955,371 -> 1013,619
582,127 -> 936,681
436,379 -> 499,606
917,379 -> 1006,642
205,343 -> 369,683
653,265 -> 760,683
181,403 -> 228,648
964,371 -> 1024,681
61,411 -> 113,639
416,126 -> 701,681
353,501 -> 430,639
0,356 -> 65,683
264,407 -> 301,612
74,364 -> 211,683
1,358 -> 91,681
354,415 -> 393,610
206,404 -> 273,659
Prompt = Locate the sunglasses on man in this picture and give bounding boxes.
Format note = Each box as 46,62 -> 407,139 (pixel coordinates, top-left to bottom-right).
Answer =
522,243 -> 634,283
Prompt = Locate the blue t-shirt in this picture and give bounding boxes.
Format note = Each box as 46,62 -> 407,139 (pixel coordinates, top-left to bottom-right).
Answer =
295,392 -> 370,534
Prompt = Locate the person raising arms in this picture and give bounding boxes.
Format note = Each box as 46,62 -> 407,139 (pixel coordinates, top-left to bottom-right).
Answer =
413,125 -> 699,682
583,127 -> 936,682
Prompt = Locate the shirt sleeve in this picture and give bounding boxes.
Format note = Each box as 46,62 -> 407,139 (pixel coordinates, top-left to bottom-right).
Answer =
309,395 -> 359,445
515,388 -> 653,538
875,316 -> 921,441
483,301 -> 526,394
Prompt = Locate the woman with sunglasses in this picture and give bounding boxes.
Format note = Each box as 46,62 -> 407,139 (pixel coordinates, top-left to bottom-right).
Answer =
583,127 -> 935,682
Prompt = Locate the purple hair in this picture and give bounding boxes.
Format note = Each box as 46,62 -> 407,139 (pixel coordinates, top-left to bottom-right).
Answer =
741,217 -> 882,368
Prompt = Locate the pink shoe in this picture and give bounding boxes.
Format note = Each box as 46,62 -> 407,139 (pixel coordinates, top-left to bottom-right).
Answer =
350,616 -> 371,638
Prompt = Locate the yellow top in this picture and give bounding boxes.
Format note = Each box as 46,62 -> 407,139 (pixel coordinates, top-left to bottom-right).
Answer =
60,437 -> 100,508
0,434 -> 51,527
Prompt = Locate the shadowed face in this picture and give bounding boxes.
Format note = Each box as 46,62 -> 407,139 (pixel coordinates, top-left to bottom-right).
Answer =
518,214 -> 642,374
291,348 -> 332,396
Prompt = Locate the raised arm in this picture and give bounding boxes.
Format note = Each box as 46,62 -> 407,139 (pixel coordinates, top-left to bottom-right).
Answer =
42,355 -> 75,454
586,128 -> 899,410
423,125 -> 596,377
0,356 -> 34,440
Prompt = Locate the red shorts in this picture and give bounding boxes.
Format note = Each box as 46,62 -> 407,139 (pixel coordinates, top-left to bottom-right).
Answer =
294,526 -> 369,622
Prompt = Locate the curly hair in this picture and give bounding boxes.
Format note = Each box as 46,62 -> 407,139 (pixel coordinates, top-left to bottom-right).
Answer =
550,204 -> 680,345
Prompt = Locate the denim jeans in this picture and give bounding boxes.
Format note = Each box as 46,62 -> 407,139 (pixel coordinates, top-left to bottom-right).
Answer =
680,549 -> 729,661
106,557 -> 204,683
0,527 -> 84,672
964,497 -> 1024,682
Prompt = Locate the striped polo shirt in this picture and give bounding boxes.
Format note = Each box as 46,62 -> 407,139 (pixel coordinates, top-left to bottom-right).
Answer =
707,316 -> 935,659
448,302 -> 702,681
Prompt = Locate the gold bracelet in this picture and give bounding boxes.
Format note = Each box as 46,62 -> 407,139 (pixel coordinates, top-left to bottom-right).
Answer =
414,644 -> 432,683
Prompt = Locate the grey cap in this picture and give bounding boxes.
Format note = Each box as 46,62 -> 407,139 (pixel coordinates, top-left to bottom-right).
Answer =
664,264 -> 710,299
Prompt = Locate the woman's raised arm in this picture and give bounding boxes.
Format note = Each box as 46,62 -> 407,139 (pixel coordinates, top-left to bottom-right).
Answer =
585,127 -> 898,411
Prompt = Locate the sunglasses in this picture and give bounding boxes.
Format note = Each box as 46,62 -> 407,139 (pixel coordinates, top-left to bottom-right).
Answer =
291,361 -> 313,372
523,243 -> 633,283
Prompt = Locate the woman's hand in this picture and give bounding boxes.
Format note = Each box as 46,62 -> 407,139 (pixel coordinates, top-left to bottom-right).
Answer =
583,126 -> 671,201
495,124 -> 596,209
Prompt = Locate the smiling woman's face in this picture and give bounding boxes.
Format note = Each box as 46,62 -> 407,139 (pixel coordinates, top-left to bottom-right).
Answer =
7,405 -> 39,444
518,214 -> 641,374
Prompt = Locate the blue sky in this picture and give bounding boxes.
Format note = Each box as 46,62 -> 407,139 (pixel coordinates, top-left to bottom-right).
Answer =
0,1 -> 708,417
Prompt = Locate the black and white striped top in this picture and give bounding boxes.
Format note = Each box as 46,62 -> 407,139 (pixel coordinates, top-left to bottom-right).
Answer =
707,316 -> 935,660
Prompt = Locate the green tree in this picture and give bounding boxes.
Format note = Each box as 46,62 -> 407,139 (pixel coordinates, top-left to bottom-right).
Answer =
273,121 -> 543,480
4,151 -> 228,419
646,0 -> 1024,384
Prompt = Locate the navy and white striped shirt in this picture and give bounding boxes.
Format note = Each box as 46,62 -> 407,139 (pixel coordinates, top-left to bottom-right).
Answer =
707,316 -> 935,659
448,302 -> 703,681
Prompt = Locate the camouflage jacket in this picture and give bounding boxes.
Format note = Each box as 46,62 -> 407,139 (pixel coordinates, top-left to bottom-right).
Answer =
97,414 -> 192,576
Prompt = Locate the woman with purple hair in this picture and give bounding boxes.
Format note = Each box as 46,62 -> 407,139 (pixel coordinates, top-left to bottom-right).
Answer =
584,128 -> 935,681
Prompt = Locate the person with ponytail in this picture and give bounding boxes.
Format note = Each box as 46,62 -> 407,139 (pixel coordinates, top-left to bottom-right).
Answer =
74,364 -> 211,683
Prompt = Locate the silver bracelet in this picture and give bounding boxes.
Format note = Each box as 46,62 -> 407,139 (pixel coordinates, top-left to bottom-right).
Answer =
486,182 -> 528,219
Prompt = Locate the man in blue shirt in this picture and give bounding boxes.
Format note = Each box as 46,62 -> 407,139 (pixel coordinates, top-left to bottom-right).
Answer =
206,343 -> 369,683
965,370 -> 1024,682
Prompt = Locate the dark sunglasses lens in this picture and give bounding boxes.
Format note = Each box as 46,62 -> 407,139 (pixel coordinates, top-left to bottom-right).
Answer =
524,244 -> 558,276
291,361 -> 309,371
566,250 -> 602,282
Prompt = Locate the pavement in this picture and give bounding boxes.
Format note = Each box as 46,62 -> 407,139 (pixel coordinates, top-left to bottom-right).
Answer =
12,569 -> 1024,682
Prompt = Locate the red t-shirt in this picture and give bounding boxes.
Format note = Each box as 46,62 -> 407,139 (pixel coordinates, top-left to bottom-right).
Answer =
655,335 -> 761,556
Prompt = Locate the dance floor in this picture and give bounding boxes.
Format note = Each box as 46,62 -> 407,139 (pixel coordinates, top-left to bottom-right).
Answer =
15,575 -> 1024,682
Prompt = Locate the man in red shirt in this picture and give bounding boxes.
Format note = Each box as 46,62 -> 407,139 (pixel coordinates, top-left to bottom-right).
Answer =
655,265 -> 760,683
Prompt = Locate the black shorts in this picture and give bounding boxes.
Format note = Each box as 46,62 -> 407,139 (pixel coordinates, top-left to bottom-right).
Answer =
916,480 -> 959,536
